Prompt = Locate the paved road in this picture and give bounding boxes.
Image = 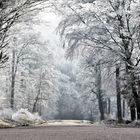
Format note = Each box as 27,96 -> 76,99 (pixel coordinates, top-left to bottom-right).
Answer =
0,126 -> 140,140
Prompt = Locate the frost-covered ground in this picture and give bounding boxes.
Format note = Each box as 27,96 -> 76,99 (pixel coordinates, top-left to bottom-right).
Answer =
0,109 -> 140,140
0,108 -> 45,128
0,125 -> 140,140
0,109 -> 92,128
43,120 -> 92,126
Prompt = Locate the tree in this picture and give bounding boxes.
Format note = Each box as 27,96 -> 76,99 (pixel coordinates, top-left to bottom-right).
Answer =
116,64 -> 122,123
3,11 -> 59,112
74,47 -> 107,121
95,62 -> 105,120
55,0 -> 140,121
56,61 -> 83,120
0,0 -> 47,66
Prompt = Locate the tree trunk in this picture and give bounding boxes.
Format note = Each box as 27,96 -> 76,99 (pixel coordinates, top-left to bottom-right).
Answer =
32,88 -> 41,113
89,109 -> 93,122
130,73 -> 140,120
32,90 -> 40,112
130,104 -> 136,121
137,78 -> 140,120
122,99 -> 125,118
39,91 -> 42,116
108,98 -> 111,115
32,72 -> 42,112
136,100 -> 140,120
10,49 -> 16,109
104,99 -> 107,114
116,64 -> 123,123
95,63 -> 104,121
125,63 -> 136,121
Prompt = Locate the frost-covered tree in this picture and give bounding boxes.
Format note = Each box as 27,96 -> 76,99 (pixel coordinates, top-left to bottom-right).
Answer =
0,0 -> 48,67
56,61 -> 83,120
54,0 -> 140,121
76,54 -> 105,120
0,10 -> 60,120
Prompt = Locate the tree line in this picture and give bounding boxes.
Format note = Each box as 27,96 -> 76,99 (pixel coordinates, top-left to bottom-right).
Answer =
53,0 -> 140,122
0,0 -> 140,122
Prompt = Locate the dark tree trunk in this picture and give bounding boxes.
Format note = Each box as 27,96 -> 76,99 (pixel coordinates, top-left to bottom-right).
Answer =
125,63 -> 136,121
130,73 -> 140,120
108,98 -> 111,115
95,63 -> 104,121
104,98 -> 110,115
98,97 -> 104,120
10,49 -> 16,109
32,94 -> 39,113
122,99 -> 125,118
116,64 -> 123,123
32,87 -> 41,113
137,79 -> 140,120
104,99 -> 107,114
130,104 -> 136,121
136,100 -> 140,120
89,110 -> 93,122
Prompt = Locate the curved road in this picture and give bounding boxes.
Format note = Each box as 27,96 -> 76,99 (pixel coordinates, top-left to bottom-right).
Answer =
0,126 -> 140,140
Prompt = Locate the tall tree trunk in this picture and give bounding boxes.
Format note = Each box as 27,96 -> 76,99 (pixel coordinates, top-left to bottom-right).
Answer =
10,49 -> 16,109
89,109 -> 93,122
32,72 -> 42,112
116,64 -> 123,123
122,99 -> 125,118
136,99 -> 140,120
137,78 -> 140,120
130,104 -> 136,121
130,73 -> 140,120
108,98 -> 111,115
32,92 -> 40,113
95,63 -> 104,121
39,91 -> 42,116
125,62 -> 136,121
104,99 -> 107,114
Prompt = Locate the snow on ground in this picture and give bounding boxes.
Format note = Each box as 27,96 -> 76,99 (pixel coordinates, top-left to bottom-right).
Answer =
41,120 -> 92,126
0,108 -> 45,128
12,109 -> 44,125
0,119 -> 15,128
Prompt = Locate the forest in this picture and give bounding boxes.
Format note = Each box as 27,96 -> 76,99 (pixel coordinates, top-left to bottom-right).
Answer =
0,0 -> 140,130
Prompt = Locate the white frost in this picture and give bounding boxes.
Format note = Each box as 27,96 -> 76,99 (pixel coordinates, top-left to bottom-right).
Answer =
12,108 -> 43,125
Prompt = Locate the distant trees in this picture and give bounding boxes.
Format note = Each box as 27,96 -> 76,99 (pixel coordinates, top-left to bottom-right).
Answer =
56,61 -> 83,120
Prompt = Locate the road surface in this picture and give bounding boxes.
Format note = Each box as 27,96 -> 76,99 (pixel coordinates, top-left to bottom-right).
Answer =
0,125 -> 140,140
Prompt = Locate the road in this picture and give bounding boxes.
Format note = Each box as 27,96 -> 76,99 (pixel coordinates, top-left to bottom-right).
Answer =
0,125 -> 140,140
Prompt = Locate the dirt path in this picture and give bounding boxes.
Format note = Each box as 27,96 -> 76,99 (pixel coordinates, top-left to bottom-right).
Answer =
0,125 -> 140,140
